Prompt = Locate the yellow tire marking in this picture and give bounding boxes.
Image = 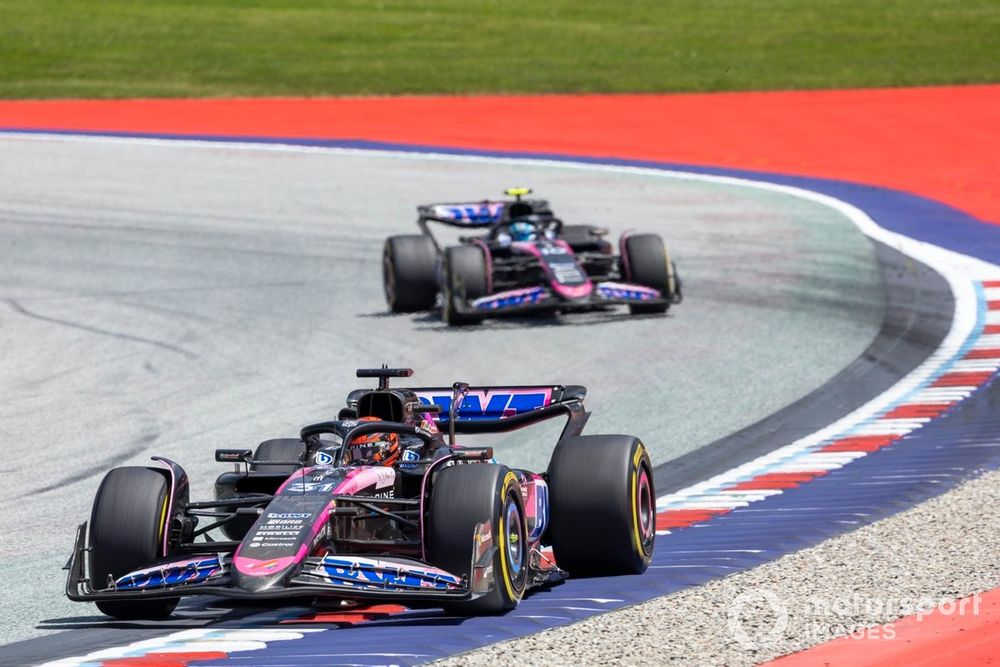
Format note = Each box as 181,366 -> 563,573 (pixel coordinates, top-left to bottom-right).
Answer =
157,494 -> 170,555
496,471 -> 521,602
630,443 -> 648,556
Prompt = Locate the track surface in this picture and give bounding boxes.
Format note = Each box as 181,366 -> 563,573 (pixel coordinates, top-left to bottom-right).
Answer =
0,135 -> 883,648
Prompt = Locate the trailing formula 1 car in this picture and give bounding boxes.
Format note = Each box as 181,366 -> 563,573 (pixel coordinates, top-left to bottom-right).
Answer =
382,187 -> 682,325
65,367 -> 655,618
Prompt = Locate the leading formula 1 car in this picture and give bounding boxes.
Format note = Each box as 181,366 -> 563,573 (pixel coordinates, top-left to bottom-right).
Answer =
383,187 -> 682,325
65,366 -> 655,618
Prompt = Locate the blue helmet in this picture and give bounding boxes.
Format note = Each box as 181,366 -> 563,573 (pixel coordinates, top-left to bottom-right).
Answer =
509,220 -> 536,242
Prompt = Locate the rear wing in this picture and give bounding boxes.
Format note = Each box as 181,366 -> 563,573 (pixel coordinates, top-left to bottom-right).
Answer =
418,201 -> 509,227
417,198 -> 553,227
420,384 -> 588,436
345,384 -> 588,435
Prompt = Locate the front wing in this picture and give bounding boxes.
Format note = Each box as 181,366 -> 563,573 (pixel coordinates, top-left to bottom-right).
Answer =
459,281 -> 672,316
65,521 -> 494,606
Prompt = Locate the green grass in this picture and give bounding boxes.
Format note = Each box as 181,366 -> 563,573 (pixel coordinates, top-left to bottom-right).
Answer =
1,0 -> 998,98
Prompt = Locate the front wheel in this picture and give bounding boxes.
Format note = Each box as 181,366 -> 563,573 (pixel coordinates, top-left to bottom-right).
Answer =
441,245 -> 488,326
547,435 -> 655,576
428,464 -> 527,615
622,233 -> 676,315
89,466 -> 179,619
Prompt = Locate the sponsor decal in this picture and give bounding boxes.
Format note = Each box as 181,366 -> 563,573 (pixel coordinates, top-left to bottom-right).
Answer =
114,557 -> 222,590
244,512 -> 311,550
317,556 -> 461,590
315,450 -> 335,466
374,467 -> 395,489
530,481 -> 549,541
417,388 -> 551,421
400,448 -> 421,470
551,264 -> 586,285
596,281 -> 660,301
537,245 -> 586,284
472,287 -> 548,311
285,480 -> 339,493
539,244 -> 568,256
431,202 -> 504,224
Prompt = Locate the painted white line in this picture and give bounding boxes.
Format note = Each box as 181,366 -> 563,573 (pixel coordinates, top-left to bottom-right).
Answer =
951,358 -> 1000,371
853,419 -> 928,433
671,500 -> 750,509
909,388 -> 969,402
972,334 -> 1000,347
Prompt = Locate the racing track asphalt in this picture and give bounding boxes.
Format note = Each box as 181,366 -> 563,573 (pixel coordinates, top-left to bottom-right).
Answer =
0,134 -> 884,650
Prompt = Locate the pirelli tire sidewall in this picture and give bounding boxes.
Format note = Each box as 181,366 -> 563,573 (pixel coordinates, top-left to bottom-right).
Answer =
622,233 -> 672,315
383,234 -> 439,313
441,244 -> 488,326
428,463 -> 528,614
88,466 -> 180,620
548,435 -> 656,576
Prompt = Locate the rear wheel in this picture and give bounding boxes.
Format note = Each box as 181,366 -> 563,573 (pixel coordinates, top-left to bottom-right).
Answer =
547,435 -> 655,576
383,235 -> 439,313
441,245 -> 488,326
622,233 -> 675,315
428,464 -> 527,615
89,466 -> 179,619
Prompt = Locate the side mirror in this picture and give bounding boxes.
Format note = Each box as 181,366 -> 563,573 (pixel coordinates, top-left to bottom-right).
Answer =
215,449 -> 252,463
452,447 -> 493,461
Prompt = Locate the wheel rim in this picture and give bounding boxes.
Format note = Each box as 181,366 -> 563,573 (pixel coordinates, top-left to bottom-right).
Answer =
636,463 -> 655,554
504,496 -> 525,579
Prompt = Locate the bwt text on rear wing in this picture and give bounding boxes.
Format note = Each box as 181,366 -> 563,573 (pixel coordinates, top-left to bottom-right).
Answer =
417,201 -> 508,226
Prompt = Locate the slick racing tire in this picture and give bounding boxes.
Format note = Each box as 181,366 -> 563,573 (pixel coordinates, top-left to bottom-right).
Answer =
622,233 -> 675,315
441,245 -> 488,326
89,466 -> 179,620
428,464 -> 528,615
251,438 -> 306,475
383,234 -> 439,313
547,435 -> 655,576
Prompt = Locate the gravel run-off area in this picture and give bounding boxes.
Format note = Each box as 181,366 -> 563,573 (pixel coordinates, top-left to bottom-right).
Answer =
436,465 -> 1000,666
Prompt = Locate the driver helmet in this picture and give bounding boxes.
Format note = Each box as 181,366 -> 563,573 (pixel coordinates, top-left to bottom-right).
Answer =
509,220 -> 537,242
343,416 -> 400,467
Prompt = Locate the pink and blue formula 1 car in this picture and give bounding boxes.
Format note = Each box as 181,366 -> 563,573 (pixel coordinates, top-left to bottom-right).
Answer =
382,188 -> 682,325
65,367 -> 656,618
